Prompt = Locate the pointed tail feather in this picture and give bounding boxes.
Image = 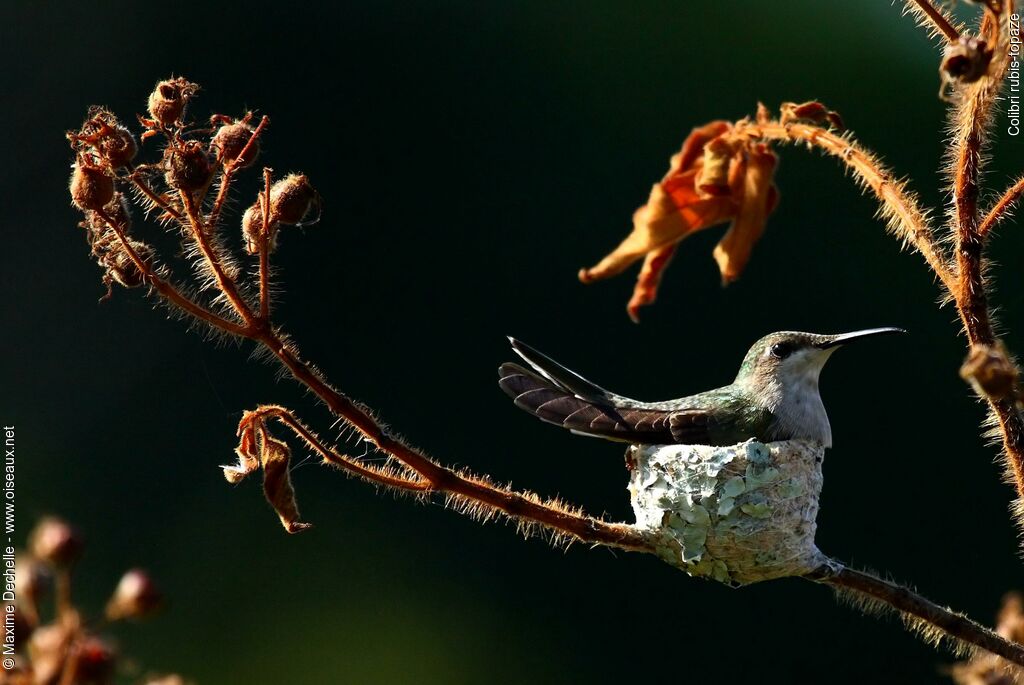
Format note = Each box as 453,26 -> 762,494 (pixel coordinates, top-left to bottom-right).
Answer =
508,337 -> 615,403
498,362 -> 674,443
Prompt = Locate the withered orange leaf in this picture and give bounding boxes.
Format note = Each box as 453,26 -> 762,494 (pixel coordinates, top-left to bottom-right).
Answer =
713,144 -> 779,285
579,118 -> 780,320
224,411 -> 312,533
260,434 -> 312,534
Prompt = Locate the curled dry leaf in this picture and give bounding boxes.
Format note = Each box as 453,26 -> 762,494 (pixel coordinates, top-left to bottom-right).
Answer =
579,118 -> 780,321
223,411 -> 312,533
260,434 -> 312,534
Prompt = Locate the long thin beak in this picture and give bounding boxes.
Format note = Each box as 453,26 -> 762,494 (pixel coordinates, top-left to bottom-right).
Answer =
815,327 -> 906,349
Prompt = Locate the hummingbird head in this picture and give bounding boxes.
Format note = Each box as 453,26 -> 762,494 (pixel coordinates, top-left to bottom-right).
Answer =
736,328 -> 906,390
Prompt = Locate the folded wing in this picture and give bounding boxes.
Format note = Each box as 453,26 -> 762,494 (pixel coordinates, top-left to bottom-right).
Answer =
498,338 -> 715,445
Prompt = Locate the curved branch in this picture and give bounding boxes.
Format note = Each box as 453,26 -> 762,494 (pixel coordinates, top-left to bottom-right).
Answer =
248,405 -> 431,491
906,0 -> 962,42
944,5 -> 1024,509
979,176 -> 1024,238
95,209 -> 250,337
808,561 -> 1024,666
249,329 -> 649,550
735,120 -> 956,291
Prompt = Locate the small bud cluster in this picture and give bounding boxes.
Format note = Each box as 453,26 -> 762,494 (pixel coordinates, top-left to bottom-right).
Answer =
68,76 -> 321,305
960,342 -> 1019,401
242,174 -> 320,254
7,517 -> 183,685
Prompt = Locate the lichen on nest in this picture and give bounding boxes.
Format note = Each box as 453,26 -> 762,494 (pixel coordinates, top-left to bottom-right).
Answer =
628,439 -> 827,586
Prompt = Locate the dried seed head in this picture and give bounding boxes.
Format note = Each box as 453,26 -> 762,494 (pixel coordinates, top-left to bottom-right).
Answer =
165,141 -> 212,192
147,77 -> 198,127
69,161 -> 114,211
99,124 -> 137,169
960,342 -> 1018,400
241,201 -> 276,254
29,517 -> 83,568
72,109 -> 137,169
101,192 -> 132,232
942,36 -> 994,84
270,174 -> 318,225
212,120 -> 259,168
106,568 -> 164,621
102,238 -> 153,289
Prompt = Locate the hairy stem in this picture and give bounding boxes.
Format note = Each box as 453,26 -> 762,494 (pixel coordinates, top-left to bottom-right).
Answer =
979,176 -> 1024,238
946,5 -> 1024,504
180,191 -> 255,325
736,120 -> 956,291
248,405 -> 431,491
809,561 -> 1024,666
129,173 -> 184,223
259,168 -> 272,320
208,115 -> 269,230
249,328 -> 649,549
908,0 -> 962,41
96,209 -> 250,336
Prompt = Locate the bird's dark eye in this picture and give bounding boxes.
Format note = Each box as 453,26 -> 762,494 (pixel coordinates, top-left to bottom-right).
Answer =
769,342 -> 794,359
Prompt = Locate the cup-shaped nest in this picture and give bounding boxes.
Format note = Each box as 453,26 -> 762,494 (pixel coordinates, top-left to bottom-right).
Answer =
629,439 -> 826,586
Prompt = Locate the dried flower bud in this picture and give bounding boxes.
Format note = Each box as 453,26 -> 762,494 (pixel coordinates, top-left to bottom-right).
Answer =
28,517 -> 83,568
164,141 -> 212,193
71,109 -> 137,169
241,202 -> 276,254
99,126 -> 137,169
147,77 -> 198,127
212,120 -> 258,168
942,36 -> 994,85
71,636 -> 117,682
70,161 -> 114,212
102,239 -> 153,289
106,568 -> 163,621
270,174 -> 318,225
960,342 -> 1018,401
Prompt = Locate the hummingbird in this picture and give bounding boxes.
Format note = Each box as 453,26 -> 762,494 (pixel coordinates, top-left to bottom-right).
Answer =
497,329 -> 904,448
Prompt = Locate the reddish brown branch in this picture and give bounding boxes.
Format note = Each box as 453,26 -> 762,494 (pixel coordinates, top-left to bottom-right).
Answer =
946,5 -> 1024,504
808,563 -> 1024,666
979,176 -> 1024,238
179,191 -> 255,325
259,168 -> 272,321
249,330 -> 648,549
908,0 -> 962,42
95,209 -> 250,336
208,115 -> 269,229
248,405 -> 431,491
735,120 -> 956,291
129,172 -> 184,223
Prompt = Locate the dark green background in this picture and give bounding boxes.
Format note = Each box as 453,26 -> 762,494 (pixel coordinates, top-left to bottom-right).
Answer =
4,1 -> 1024,682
